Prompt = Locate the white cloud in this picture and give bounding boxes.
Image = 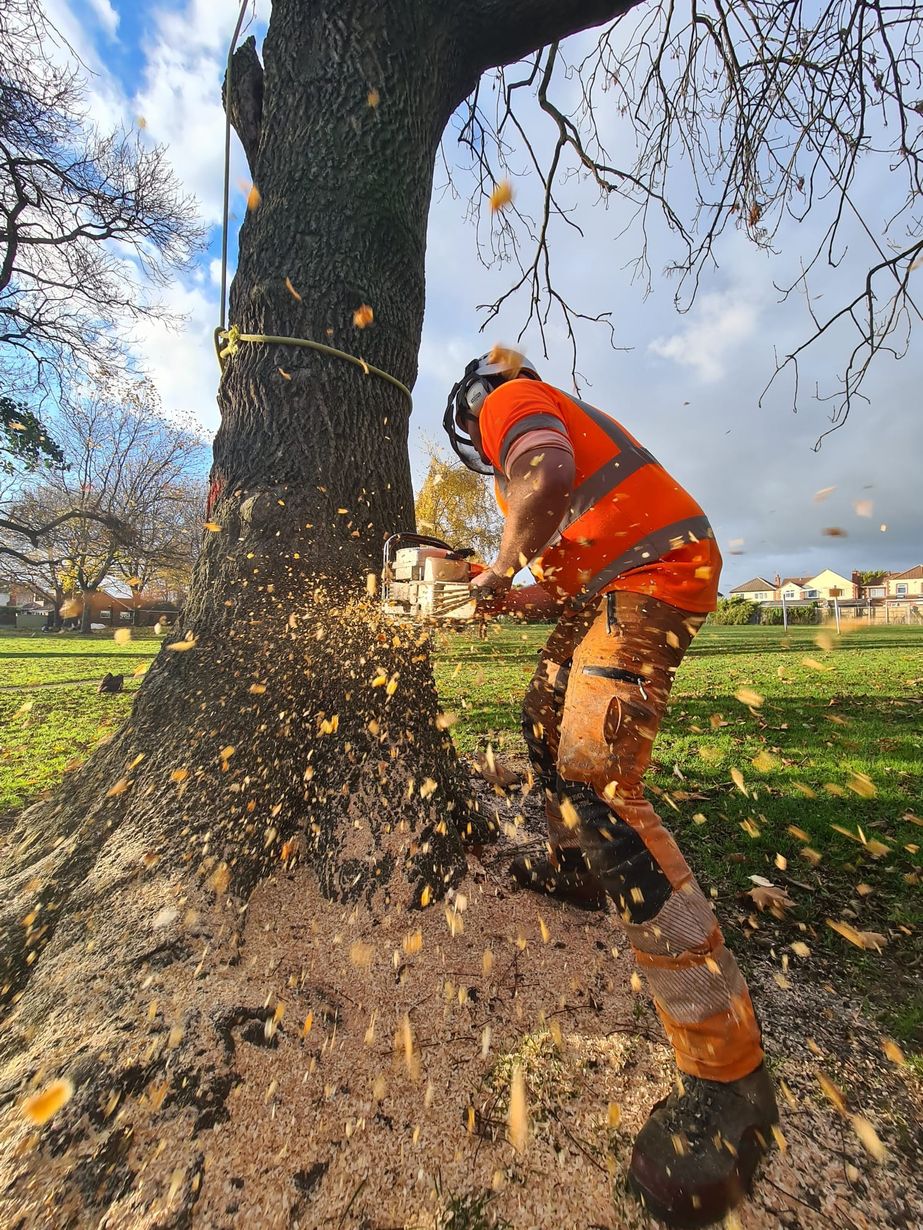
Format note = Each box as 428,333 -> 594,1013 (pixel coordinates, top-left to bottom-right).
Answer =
648,293 -> 759,383
128,277 -> 222,434
87,0 -> 119,37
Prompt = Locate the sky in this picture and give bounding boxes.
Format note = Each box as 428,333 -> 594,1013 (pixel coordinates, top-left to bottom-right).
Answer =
41,0 -> 923,592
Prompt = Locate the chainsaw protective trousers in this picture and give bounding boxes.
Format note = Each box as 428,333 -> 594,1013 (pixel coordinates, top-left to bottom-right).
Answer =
522,590 -> 764,1083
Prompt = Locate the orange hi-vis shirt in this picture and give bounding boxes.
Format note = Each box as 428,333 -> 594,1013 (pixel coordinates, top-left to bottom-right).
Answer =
479,379 -> 722,613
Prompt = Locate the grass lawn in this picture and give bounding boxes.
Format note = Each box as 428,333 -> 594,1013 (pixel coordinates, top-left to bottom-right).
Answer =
435,620 -> 923,1046
3,621 -> 922,1043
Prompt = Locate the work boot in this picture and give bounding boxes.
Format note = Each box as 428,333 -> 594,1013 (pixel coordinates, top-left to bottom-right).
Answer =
628,1063 -> 778,1227
509,847 -> 607,911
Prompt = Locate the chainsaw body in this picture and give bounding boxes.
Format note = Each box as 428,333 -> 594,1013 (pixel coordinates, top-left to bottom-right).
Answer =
382,534 -> 482,622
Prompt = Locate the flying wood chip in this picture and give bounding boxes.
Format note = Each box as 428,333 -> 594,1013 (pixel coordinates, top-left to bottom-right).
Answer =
210,863 -> 231,894
349,941 -> 374,968
489,180 -> 513,212
826,918 -> 887,951
851,1113 -> 887,1161
353,304 -> 374,329
735,687 -> 764,708
284,276 -> 302,301
22,1079 -> 74,1125
846,771 -> 876,798
817,1071 -> 847,1115
508,1064 -> 528,1151
882,1038 -> 906,1066
487,345 -> 525,376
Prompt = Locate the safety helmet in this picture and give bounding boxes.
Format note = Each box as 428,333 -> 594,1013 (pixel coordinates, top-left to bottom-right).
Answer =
442,351 -> 540,474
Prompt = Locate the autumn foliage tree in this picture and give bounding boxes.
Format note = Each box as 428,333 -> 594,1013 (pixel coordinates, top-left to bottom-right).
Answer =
1,0 -> 922,1221
415,441 -> 503,561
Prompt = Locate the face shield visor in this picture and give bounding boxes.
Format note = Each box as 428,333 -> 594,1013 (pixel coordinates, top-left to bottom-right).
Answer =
442,362 -> 495,476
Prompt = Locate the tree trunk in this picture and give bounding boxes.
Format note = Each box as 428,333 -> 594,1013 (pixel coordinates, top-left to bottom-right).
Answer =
0,1 -> 639,1220
78,588 -> 94,635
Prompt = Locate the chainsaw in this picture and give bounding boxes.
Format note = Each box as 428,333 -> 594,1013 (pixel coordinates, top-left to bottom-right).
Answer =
381,533 -> 486,623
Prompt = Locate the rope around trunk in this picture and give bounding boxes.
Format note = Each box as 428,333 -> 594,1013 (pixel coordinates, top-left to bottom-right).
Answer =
213,326 -> 413,405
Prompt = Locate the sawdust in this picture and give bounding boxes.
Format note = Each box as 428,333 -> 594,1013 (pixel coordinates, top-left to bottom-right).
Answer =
1,775 -> 920,1228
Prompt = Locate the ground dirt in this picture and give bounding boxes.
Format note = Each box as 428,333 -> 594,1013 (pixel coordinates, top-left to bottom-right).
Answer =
0,773 -> 920,1230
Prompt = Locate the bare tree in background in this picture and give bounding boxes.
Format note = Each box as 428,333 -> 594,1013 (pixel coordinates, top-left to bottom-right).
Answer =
0,383 -> 206,628
111,477 -> 205,606
0,0 -> 203,406
457,2 -> 923,438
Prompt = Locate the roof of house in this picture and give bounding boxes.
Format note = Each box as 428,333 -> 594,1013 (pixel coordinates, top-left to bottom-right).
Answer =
779,577 -> 811,588
729,577 -> 775,593
891,564 -> 923,580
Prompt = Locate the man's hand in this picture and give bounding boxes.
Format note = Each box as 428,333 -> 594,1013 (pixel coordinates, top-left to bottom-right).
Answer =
470,567 -> 513,611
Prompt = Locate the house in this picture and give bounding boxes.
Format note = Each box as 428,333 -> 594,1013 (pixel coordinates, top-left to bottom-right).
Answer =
729,577 -> 776,602
777,577 -> 816,601
887,565 -> 923,600
57,590 -> 181,628
852,571 -> 889,600
804,568 -> 856,601
2,581 -> 50,607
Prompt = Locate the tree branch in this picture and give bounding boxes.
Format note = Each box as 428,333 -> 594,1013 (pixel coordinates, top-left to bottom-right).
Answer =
0,507 -> 134,548
222,35 -> 264,177
462,0 -> 645,77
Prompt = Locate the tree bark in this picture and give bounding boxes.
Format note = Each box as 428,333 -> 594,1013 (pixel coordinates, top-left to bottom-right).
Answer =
0,0 -> 641,1220
222,36 -> 263,177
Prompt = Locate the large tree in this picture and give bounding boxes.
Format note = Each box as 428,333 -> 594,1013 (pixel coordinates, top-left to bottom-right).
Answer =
1,0 -> 921,1222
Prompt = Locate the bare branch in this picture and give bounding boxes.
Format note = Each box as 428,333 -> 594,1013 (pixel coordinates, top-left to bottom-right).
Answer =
447,0 -> 923,436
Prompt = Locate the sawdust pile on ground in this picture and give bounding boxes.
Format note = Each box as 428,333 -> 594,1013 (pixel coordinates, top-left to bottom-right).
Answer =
1,781 -> 921,1229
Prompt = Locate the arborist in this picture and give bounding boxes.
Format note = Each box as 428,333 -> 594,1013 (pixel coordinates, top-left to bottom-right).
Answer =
442,351 -> 778,1228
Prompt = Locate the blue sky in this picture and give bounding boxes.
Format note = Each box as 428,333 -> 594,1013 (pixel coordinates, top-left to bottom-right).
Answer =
47,0 -> 923,590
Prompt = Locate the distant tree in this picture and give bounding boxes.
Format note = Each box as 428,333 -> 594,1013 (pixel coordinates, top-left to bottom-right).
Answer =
112,476 -> 206,606
711,597 -> 758,625
0,383 -> 207,629
415,442 -> 503,561
857,570 -> 888,586
0,0 -> 203,406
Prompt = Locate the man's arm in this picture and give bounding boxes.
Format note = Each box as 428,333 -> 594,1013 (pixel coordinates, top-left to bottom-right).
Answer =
471,444 -> 575,600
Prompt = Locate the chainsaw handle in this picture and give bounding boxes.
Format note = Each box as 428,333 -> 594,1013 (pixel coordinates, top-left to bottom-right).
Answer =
382,533 -> 474,569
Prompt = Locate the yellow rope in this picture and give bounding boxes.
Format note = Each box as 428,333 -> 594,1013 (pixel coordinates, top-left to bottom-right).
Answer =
214,325 -> 413,405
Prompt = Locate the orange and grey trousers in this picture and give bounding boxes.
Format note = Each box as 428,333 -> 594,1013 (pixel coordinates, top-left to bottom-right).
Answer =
522,589 -> 764,1083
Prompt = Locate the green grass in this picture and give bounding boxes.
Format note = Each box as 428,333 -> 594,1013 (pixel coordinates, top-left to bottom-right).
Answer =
0,626 -> 160,686
434,620 -> 923,1044
2,622 -> 921,1041
0,629 -> 160,811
